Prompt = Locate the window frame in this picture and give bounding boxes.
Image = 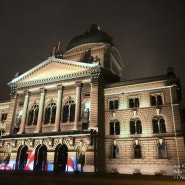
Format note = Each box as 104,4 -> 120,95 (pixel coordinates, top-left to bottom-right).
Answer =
129,96 -> 140,108
108,98 -> 119,110
109,120 -> 120,135
150,93 -> 163,106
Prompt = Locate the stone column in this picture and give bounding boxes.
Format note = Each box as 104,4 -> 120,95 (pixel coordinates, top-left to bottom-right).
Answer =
35,88 -> 46,133
89,73 -> 100,129
73,82 -> 83,130
53,85 -> 64,132
6,92 -> 18,135
18,91 -> 30,134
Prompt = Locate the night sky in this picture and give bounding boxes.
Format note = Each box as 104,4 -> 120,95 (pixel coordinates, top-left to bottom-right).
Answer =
0,0 -> 185,107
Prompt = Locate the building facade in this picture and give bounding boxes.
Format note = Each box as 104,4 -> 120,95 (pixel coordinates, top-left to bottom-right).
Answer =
0,23 -> 184,175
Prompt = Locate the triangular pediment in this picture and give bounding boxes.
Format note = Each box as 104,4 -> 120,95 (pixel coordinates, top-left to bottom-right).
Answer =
9,56 -> 99,87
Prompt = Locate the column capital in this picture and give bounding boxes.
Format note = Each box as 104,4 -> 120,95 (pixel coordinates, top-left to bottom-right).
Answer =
90,72 -> 100,86
57,85 -> 64,91
76,82 -> 83,88
24,90 -> 31,96
40,88 -> 47,93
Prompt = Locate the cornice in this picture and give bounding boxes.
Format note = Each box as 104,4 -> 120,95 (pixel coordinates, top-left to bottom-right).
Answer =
64,43 -> 110,60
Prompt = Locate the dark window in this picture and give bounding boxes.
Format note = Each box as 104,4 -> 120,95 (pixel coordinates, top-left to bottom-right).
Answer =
54,144 -> 68,172
28,105 -> 39,125
130,119 -> 142,134
109,121 -> 120,135
150,95 -> 163,106
152,117 -> 166,133
1,113 -> 7,122
62,100 -> 75,122
44,102 -> 56,124
112,145 -> 119,158
129,98 -> 139,108
109,100 -> 119,110
158,144 -> 167,159
134,145 -> 141,158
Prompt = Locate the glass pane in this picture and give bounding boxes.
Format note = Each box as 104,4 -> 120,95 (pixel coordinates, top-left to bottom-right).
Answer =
114,100 -> 119,109
110,122 -> 114,135
150,96 -> 156,106
115,122 -> 120,135
157,95 -> 162,105
130,121 -> 135,134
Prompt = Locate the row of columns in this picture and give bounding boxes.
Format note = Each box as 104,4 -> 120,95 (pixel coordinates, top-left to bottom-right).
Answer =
17,83 -> 83,134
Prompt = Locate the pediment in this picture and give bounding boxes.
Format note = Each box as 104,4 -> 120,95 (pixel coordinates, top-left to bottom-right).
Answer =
9,57 -> 100,87
20,61 -> 87,83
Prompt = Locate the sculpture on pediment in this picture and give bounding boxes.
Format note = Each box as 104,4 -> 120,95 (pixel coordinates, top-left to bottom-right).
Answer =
50,41 -> 63,59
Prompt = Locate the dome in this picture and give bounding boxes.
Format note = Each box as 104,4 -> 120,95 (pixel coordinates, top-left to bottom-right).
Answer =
66,23 -> 113,51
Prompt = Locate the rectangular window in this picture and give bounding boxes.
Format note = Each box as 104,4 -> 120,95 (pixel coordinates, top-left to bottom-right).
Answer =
150,94 -> 163,106
1,113 -> 7,122
129,97 -> 139,108
109,99 -> 119,110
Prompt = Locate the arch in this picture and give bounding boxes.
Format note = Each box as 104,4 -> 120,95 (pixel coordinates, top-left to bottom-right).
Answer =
54,144 -> 68,172
15,145 -> 28,170
33,144 -> 47,171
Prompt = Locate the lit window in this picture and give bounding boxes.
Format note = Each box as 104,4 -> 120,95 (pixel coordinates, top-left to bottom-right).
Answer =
62,99 -> 75,122
82,101 -> 90,120
109,99 -> 119,110
158,144 -> 167,159
152,116 -> 166,133
130,118 -> 142,134
109,120 -> 120,135
129,98 -> 139,108
150,94 -> 163,106
112,145 -> 119,158
44,102 -> 57,124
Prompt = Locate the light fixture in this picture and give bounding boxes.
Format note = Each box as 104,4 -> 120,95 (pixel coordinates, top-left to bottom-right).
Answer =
135,139 -> 139,145
159,138 -> 163,145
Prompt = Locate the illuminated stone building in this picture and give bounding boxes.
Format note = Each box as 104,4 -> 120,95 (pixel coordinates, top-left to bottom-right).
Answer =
0,23 -> 184,175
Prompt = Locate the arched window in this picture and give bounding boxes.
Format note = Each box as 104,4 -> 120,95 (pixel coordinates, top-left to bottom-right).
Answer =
129,97 -> 139,108
54,144 -> 68,172
28,104 -> 39,125
109,120 -> 120,135
44,102 -> 56,124
134,145 -> 141,158
158,144 -> 167,159
112,145 -> 119,158
33,145 -> 47,171
15,145 -> 28,170
62,99 -> 75,122
150,94 -> 163,106
152,116 -> 166,133
130,118 -> 142,134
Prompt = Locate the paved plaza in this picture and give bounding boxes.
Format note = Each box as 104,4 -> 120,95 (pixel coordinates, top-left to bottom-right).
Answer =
0,171 -> 184,185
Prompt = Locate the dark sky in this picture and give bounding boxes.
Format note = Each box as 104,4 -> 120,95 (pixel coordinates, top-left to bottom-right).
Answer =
0,0 -> 185,107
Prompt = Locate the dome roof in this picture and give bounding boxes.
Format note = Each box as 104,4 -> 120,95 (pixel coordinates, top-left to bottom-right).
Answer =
66,23 -> 113,51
